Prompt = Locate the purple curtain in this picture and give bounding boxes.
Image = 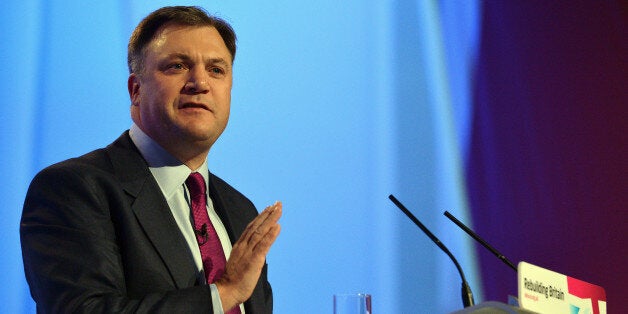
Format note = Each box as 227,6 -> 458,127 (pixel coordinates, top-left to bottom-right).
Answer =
467,1 -> 627,311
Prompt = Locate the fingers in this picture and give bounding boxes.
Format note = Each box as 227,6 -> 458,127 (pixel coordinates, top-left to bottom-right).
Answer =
242,201 -> 282,248
230,201 -> 282,261
216,201 -> 282,309
249,201 -> 282,231
249,220 -> 281,256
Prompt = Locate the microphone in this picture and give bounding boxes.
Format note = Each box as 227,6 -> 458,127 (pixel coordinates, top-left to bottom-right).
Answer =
194,223 -> 208,245
443,211 -> 517,272
388,194 -> 474,308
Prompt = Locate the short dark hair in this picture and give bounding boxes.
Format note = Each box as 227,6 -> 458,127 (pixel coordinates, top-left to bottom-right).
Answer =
127,6 -> 237,74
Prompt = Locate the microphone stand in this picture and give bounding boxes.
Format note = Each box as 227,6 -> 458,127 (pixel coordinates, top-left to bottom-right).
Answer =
389,195 -> 475,308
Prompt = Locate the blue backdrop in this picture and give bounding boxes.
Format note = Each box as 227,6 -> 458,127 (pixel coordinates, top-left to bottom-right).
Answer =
1,1 -> 481,312
3,1 -> 625,313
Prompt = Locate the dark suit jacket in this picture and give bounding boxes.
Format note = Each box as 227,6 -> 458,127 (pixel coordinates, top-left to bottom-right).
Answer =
20,132 -> 272,313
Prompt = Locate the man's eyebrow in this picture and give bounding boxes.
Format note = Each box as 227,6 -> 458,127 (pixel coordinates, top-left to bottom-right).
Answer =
207,57 -> 231,70
164,53 -> 231,69
165,53 -> 192,61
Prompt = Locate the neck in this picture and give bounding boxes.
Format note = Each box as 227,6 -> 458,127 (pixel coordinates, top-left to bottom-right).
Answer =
164,143 -> 210,170
148,133 -> 211,170
131,123 -> 213,170
181,153 -> 209,171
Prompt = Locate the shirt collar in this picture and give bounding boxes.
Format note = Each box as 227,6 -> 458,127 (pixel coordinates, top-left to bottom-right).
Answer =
129,124 -> 209,199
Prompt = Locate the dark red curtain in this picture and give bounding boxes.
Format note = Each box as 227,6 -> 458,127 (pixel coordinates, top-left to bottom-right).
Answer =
467,1 -> 627,311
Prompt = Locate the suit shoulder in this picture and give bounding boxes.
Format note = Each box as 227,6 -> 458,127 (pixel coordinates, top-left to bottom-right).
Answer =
25,149 -> 118,206
35,148 -> 113,180
32,132 -> 137,182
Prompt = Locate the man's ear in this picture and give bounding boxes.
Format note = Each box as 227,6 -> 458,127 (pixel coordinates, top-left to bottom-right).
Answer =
128,73 -> 140,106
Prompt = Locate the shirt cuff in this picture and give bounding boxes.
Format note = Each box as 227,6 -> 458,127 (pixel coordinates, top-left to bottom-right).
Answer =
210,283 -> 225,314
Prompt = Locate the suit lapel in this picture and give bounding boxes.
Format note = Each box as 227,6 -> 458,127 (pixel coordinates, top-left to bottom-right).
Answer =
207,174 -> 249,244
129,184 -> 198,288
106,132 -> 198,289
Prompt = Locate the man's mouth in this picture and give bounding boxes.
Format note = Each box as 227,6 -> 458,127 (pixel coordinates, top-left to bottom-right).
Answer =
180,102 -> 211,111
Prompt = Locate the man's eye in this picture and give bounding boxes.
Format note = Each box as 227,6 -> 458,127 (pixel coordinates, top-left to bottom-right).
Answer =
169,63 -> 185,70
210,67 -> 224,75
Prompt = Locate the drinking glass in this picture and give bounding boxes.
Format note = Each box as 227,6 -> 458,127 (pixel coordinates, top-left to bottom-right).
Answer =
333,293 -> 371,314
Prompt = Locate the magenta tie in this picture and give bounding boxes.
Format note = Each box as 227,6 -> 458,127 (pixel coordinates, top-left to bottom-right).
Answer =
186,172 -> 242,313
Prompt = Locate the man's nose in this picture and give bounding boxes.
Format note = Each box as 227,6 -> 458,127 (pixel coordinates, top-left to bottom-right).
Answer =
183,67 -> 210,93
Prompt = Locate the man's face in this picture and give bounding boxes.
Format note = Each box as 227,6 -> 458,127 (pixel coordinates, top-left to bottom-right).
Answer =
129,25 -> 233,154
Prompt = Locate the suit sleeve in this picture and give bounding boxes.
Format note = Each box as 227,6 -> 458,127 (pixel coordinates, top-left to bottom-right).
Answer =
20,164 -> 214,314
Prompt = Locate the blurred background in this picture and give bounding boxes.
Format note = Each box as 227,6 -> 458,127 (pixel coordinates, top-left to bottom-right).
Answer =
1,1 -> 625,313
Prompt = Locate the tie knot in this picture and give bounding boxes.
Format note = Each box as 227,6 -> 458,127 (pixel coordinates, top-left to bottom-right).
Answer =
185,172 -> 206,199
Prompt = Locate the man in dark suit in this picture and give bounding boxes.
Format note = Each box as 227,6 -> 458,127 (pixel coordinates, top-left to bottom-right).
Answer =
20,6 -> 281,313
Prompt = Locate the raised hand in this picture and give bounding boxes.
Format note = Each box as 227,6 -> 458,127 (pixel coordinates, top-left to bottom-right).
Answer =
216,201 -> 282,311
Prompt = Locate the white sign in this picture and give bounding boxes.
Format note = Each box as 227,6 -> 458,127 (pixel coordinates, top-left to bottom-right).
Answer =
518,262 -> 606,314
